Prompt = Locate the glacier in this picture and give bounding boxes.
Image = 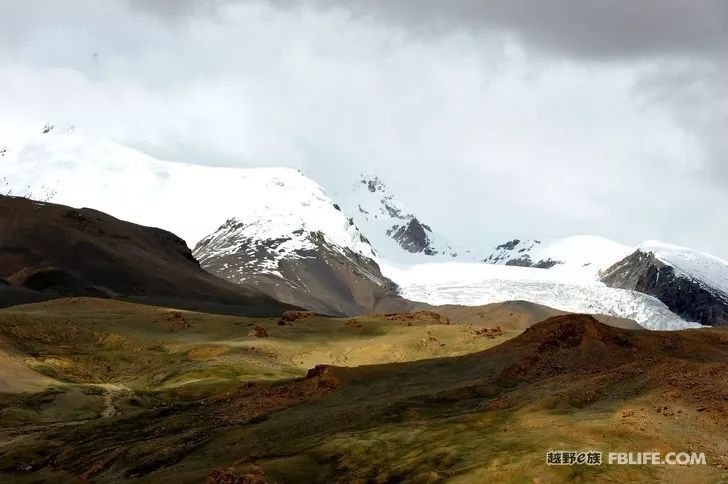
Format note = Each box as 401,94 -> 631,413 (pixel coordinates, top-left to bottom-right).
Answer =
380,261 -> 700,331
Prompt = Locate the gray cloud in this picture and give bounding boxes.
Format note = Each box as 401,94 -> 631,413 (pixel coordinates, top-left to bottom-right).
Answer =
308,0 -> 728,60
636,60 -> 728,182
130,0 -> 728,60
127,0 -> 228,21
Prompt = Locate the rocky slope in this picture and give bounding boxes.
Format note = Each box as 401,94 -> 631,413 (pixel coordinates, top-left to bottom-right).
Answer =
0,277 -> 56,308
600,241 -> 728,326
0,195 -> 291,315
194,219 -> 407,316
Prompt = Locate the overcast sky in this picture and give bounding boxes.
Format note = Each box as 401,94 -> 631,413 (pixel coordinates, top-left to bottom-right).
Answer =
1,1 -> 727,257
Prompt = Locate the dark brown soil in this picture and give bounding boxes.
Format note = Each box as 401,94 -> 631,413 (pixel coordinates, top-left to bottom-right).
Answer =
279,310 -> 317,324
154,310 -> 193,331
248,325 -> 269,338
372,310 -> 451,325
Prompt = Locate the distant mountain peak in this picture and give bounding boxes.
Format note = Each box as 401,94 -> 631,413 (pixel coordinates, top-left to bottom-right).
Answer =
341,173 -> 472,261
482,236 -> 632,278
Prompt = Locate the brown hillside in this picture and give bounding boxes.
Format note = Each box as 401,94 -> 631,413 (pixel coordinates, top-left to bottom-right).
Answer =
0,196 -> 293,315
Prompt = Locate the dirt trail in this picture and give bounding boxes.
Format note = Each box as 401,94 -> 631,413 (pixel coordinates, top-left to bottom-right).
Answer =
101,391 -> 117,418
90,384 -> 130,419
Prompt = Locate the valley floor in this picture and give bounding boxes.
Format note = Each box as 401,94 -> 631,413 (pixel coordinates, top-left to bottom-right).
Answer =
0,298 -> 726,483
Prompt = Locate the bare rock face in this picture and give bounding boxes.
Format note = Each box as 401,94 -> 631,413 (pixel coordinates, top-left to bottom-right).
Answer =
388,218 -> 436,255
600,250 -> 728,327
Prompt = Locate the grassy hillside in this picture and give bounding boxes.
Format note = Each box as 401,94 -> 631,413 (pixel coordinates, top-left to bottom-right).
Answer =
1,299 -> 725,482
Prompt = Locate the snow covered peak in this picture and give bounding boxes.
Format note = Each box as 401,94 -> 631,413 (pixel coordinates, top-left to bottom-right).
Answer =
483,239 -> 546,265
337,173 -> 474,262
0,124 -> 374,261
637,241 -> 728,296
482,235 -> 632,279
353,173 -> 415,224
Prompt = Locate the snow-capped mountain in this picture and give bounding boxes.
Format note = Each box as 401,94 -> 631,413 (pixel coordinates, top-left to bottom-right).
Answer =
0,124 -> 372,256
338,174 -> 476,262
481,236 -> 632,277
601,241 -> 728,326
0,124 -> 403,314
339,173 -> 633,278
0,125 -> 373,256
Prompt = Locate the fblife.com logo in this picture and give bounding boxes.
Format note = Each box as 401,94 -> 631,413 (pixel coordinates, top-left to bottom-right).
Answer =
547,451 -> 706,466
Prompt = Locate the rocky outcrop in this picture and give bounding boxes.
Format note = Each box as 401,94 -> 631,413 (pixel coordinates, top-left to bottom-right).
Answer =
279,310 -> 317,324
483,239 -> 563,269
600,250 -> 728,327
371,310 -> 451,325
388,218 -> 436,255
248,325 -> 269,337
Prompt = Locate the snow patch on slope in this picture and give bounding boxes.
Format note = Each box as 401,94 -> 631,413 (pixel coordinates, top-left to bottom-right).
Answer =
380,261 -> 700,330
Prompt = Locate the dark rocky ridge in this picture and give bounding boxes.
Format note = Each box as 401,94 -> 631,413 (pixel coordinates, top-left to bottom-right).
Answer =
0,195 -> 292,316
600,249 -> 728,326
482,239 -> 562,268
502,254 -> 561,269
